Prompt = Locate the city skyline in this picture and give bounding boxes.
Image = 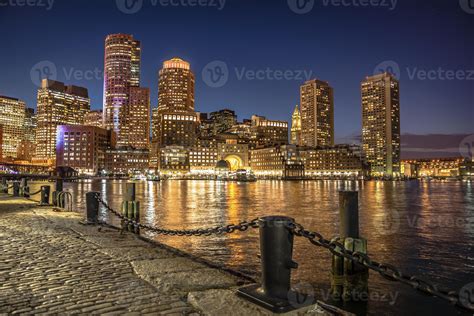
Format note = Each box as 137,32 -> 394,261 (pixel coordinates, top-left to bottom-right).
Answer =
0,0 -> 472,144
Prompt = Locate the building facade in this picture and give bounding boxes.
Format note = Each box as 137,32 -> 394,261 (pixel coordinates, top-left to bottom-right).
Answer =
300,145 -> 365,178
401,158 -> 465,178
300,79 -> 334,147
84,110 -> 103,128
56,125 -> 115,175
103,34 -> 143,147
290,105 -> 302,146
250,145 -> 304,179
35,80 -> 90,162
0,96 -> 26,159
209,109 -> 237,135
127,87 -> 150,149
104,147 -> 149,176
250,115 -> 288,149
361,73 -> 401,177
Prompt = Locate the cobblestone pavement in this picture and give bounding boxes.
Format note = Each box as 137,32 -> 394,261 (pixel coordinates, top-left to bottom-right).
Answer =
0,196 -> 336,316
0,197 -> 206,315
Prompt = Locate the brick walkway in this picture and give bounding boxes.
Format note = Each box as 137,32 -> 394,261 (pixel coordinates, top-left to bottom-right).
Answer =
0,196 -> 333,316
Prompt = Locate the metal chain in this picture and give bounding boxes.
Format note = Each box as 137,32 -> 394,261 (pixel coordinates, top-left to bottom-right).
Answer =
287,222 -> 470,311
28,188 -> 43,196
92,192 -> 471,312
94,193 -> 259,236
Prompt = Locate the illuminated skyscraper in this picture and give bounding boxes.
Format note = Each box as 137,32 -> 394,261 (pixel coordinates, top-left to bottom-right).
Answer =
36,79 -> 90,161
127,87 -> 150,149
157,57 -> 195,114
300,79 -> 334,147
361,73 -> 401,176
85,110 -> 103,128
290,105 -> 302,146
152,58 -> 198,156
0,96 -> 26,159
103,33 -> 141,146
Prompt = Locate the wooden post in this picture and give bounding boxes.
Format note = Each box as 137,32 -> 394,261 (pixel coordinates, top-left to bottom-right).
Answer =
331,191 -> 368,301
86,192 -> 99,224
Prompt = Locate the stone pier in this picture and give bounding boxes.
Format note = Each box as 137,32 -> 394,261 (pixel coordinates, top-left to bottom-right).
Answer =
0,196 -> 347,315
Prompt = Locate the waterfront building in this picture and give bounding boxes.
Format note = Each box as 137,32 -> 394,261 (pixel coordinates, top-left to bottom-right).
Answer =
0,96 -> 26,159
300,145 -> 365,178
401,157 -> 466,178
250,145 -> 304,179
361,72 -> 401,177
189,146 -> 218,175
250,115 -> 288,149
226,121 -> 252,141
159,146 -> 190,175
104,147 -> 149,176
84,110 -> 103,128
300,79 -> 334,147
103,34 -> 149,148
56,125 -> 115,175
153,58 -> 197,162
36,80 -> 90,163
290,105 -> 302,146
217,138 -> 249,171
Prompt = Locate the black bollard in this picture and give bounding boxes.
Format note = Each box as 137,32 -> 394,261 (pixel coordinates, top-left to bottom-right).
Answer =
86,192 -> 100,224
339,191 -> 359,238
13,182 -> 20,197
237,216 -> 311,313
2,178 -> 7,194
39,186 -> 50,205
122,183 -> 140,233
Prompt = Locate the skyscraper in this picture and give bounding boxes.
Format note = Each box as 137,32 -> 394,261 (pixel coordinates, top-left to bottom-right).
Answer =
361,73 -> 401,176
0,96 -> 26,159
300,79 -> 334,147
36,79 -> 90,161
290,105 -> 302,146
103,34 -> 141,146
127,87 -> 150,149
152,58 -> 198,153
157,57 -> 195,114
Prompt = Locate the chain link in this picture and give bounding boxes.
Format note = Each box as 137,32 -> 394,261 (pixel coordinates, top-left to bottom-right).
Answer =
93,192 -> 471,312
287,222 -> 469,310
94,193 -> 259,236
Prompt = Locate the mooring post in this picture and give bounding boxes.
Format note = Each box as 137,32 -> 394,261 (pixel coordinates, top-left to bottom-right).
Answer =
2,178 -> 7,194
20,178 -> 29,197
39,186 -> 50,205
53,178 -> 64,206
13,181 -> 20,197
237,216 -> 311,313
122,182 -> 140,233
86,192 -> 99,224
336,191 -> 368,302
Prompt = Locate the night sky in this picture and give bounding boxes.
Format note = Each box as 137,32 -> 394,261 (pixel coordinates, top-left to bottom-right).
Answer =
1,0 -> 473,155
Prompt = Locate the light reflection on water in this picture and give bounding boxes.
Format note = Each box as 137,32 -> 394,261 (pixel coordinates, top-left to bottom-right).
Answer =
27,180 -> 474,315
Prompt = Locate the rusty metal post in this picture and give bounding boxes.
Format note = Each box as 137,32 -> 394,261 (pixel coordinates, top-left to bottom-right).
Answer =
237,216 -> 312,313
122,182 -> 139,233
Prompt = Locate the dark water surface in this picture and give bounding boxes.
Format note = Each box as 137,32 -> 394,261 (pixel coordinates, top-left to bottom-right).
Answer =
29,180 -> 474,315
